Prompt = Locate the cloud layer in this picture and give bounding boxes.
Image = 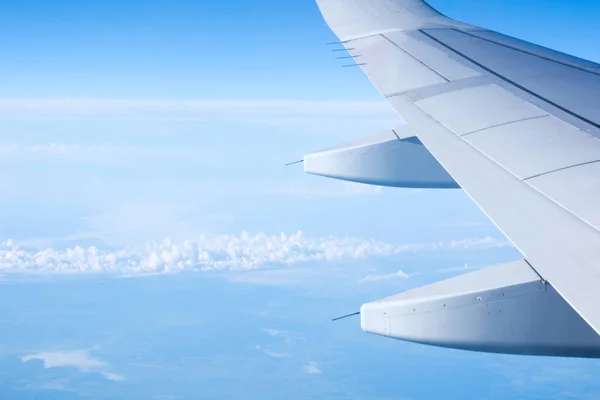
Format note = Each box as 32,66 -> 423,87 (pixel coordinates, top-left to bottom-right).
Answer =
0,233 -> 509,275
0,98 -> 396,122
0,142 -> 222,164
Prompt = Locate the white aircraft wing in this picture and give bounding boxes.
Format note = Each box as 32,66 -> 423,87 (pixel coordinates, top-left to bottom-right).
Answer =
312,0 -> 600,357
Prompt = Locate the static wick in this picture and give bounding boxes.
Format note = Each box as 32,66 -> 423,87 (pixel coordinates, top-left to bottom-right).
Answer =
285,159 -> 303,166
343,63 -> 367,68
332,311 -> 360,322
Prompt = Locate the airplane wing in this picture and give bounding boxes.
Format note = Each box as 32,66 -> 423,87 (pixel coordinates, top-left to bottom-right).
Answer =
312,0 -> 600,357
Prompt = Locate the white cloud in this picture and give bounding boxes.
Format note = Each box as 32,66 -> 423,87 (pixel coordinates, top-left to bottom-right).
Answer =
254,344 -> 292,358
22,350 -> 104,369
358,269 -> 411,283
21,349 -> 122,381
262,328 -> 304,343
264,351 -> 292,358
0,143 -> 124,161
0,98 -> 397,124
434,262 -> 481,274
441,237 -> 507,249
102,372 -> 124,381
0,142 -> 222,165
304,361 -> 322,374
0,233 -> 510,275
263,329 -> 287,337
0,99 -> 400,140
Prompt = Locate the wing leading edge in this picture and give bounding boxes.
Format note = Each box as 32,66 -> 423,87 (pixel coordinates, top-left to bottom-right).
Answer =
313,0 -> 600,356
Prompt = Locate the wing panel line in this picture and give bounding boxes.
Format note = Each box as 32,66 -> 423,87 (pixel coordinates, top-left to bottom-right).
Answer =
453,28 -> 600,77
379,34 -> 451,82
385,75 -> 492,101
523,159 -> 600,181
460,114 -> 549,137
419,29 -> 600,131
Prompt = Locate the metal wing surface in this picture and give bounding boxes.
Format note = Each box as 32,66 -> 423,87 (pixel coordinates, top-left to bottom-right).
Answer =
312,0 -> 600,355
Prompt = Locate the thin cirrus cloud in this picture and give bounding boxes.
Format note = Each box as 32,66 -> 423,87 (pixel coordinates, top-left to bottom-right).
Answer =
0,143 -> 190,163
0,98 -> 400,164
0,232 -> 510,275
358,269 -> 411,283
21,349 -> 123,381
0,143 -> 228,168
0,98 -> 398,124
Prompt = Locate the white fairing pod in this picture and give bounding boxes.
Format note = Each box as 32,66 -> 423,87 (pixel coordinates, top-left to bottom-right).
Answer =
303,126 -> 458,189
361,261 -> 600,358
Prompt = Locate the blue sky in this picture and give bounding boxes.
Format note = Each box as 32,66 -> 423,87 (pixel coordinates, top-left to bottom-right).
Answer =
1,0 -> 600,399
2,0 -> 600,99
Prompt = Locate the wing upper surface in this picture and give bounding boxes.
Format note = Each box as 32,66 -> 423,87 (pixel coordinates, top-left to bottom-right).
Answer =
316,0 -> 600,333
